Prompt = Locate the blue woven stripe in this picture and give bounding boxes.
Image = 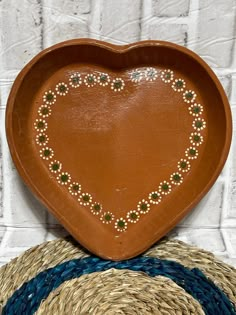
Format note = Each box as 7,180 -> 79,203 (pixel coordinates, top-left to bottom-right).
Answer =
3,256 -> 236,315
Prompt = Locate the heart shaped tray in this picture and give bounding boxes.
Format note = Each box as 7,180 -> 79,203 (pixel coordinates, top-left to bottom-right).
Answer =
6,39 -> 232,260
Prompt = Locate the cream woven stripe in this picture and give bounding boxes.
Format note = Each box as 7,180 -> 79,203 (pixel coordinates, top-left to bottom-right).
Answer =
146,239 -> 236,307
35,270 -> 205,315
0,238 -> 88,310
0,238 -> 235,310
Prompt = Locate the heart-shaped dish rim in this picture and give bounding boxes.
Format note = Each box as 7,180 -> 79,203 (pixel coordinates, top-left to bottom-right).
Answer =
5,39 -> 232,260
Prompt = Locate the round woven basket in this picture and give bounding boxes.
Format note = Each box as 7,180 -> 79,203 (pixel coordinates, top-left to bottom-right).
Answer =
0,237 -> 235,315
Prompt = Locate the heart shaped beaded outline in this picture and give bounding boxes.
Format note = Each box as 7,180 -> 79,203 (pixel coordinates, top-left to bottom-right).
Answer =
34,67 -> 206,233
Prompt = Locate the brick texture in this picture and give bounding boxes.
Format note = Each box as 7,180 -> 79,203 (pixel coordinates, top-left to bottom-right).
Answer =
179,181 -> 224,228
0,160 -> 2,218
42,0 -> 90,47
196,0 -> 236,68
99,0 -> 142,43
0,110 -> 4,217
0,0 -> 43,71
152,0 -> 190,17
145,23 -> 188,45
224,107 -> 236,228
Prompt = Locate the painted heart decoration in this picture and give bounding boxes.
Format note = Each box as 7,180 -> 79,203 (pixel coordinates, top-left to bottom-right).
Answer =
35,68 -> 205,231
6,40 -> 231,260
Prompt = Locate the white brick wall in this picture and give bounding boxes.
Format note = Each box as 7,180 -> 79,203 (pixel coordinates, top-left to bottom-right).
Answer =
196,0 -> 235,68
152,0 -> 190,17
0,0 -> 43,72
0,0 -> 235,266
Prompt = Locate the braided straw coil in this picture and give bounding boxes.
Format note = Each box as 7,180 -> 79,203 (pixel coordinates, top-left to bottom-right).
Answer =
0,237 -> 235,315
35,270 -> 204,315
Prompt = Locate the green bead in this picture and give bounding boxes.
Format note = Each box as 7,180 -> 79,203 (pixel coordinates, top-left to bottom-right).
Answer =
193,106 -> 200,114
132,72 -> 139,78
41,108 -> 49,115
38,135 -> 46,142
114,81 -> 122,88
105,214 -> 111,221
195,121 -> 203,128
193,135 -> 200,142
180,161 -> 187,169
37,121 -> 44,128
93,204 -> 101,211
173,174 -> 181,181
151,193 -> 158,199
130,212 -> 137,219
176,80 -> 183,87
118,220 -> 125,228
44,149 -> 51,157
189,148 -> 196,155
100,75 -> 107,82
186,92 -> 193,99
52,163 -> 59,171
59,85 -> 66,92
72,185 -> 80,191
88,76 -> 94,83
162,184 -> 169,191
82,195 -> 90,202
72,77 -> 80,83
46,93 -> 53,101
141,203 -> 147,211
61,174 -> 69,182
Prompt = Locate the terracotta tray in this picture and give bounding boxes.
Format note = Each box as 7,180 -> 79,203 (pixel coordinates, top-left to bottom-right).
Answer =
6,39 -> 232,260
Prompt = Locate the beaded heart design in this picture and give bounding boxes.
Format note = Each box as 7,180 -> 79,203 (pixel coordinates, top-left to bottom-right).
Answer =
34,67 -> 206,233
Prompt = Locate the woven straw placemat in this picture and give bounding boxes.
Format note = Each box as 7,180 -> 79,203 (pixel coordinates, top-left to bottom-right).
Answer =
0,237 -> 235,315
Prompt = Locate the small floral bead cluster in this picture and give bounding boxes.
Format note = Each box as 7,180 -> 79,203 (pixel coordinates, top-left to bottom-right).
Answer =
68,72 -> 125,91
71,72 -> 126,91
129,67 -> 158,83
34,68 -> 206,233
159,68 -> 206,193
34,74 -> 114,230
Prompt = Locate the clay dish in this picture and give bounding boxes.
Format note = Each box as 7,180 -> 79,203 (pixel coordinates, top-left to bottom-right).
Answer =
6,39 -> 232,260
